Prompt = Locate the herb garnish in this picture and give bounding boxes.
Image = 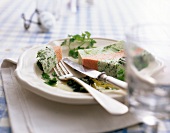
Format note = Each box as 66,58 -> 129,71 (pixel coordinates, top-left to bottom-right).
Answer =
42,72 -> 57,86
67,76 -> 118,92
67,76 -> 94,92
61,31 -> 96,59
37,61 -> 43,71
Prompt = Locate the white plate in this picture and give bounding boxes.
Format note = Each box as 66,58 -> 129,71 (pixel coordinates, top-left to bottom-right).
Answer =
15,38 -> 127,104
15,38 -> 164,104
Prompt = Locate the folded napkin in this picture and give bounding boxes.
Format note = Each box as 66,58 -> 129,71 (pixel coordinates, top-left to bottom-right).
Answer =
1,59 -> 142,133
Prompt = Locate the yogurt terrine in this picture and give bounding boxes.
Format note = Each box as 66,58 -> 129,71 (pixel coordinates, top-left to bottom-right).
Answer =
78,41 -> 126,81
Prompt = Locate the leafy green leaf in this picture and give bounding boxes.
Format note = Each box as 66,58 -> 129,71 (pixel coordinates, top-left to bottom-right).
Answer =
85,31 -> 90,38
69,49 -> 78,58
42,72 -> 57,86
61,40 -> 67,46
61,31 -> 96,59
52,71 -> 57,77
45,78 -> 57,86
42,72 -> 50,80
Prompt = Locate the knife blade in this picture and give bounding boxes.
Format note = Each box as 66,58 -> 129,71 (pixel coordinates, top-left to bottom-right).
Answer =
63,58 -> 127,90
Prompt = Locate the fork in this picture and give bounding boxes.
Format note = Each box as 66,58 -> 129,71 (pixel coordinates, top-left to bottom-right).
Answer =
54,60 -> 128,115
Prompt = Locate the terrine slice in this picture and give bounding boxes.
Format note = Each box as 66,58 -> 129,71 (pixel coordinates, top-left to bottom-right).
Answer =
78,41 -> 126,81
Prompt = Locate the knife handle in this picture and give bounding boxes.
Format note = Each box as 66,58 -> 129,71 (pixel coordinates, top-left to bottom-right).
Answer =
98,73 -> 127,90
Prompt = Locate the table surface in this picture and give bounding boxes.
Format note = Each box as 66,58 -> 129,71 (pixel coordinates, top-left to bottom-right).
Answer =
0,0 -> 170,132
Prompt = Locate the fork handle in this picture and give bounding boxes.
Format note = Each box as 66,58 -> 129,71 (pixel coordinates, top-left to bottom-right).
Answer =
71,77 -> 128,115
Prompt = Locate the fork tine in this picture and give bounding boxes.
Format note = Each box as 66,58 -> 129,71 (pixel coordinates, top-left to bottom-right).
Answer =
54,61 -> 71,77
53,67 -> 59,77
54,60 -> 73,80
59,60 -> 73,75
58,61 -> 70,75
54,63 -> 64,77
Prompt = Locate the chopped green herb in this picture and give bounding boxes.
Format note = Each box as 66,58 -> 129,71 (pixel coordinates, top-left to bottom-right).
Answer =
41,72 -> 57,86
67,76 -> 119,92
61,31 -> 96,59
37,61 -> 43,71
117,68 -> 125,81
67,76 -> 94,92
42,72 -> 50,80
45,78 -> 57,86
52,71 -> 57,77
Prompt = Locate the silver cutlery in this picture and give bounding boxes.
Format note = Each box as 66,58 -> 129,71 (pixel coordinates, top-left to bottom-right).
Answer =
63,58 -> 127,90
54,60 -> 128,115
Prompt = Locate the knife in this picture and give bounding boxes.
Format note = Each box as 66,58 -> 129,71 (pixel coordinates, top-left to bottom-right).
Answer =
63,58 -> 127,90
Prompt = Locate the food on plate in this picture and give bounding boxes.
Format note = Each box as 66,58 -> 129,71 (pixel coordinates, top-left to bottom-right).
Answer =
36,46 -> 62,73
36,46 -> 62,86
35,35 -> 127,94
61,31 -> 96,59
78,41 -> 126,81
66,76 -> 120,93
53,46 -> 62,62
41,72 -> 58,86
34,31 -> 155,95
